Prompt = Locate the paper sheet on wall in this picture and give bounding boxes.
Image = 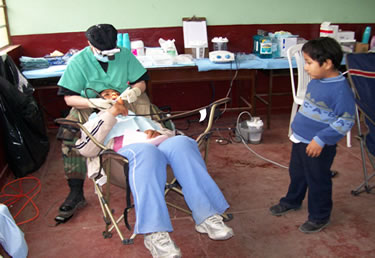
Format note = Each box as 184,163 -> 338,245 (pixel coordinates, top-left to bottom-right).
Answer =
183,20 -> 208,48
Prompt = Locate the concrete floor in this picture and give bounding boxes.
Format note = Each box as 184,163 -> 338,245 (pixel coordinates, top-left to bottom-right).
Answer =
2,112 -> 375,258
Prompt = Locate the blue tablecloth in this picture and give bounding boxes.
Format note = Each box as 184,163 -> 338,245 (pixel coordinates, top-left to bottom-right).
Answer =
22,54 -> 297,79
194,54 -> 296,71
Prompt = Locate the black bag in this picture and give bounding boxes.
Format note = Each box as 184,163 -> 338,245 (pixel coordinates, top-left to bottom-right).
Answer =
0,56 -> 49,178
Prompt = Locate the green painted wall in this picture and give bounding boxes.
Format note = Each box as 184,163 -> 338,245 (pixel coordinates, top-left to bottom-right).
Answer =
7,0 -> 375,35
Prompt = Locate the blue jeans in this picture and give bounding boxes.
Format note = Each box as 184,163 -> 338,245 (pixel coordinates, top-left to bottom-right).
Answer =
280,142 -> 336,223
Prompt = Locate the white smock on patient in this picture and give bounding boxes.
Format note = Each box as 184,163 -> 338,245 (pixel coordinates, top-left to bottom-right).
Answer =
89,110 -> 167,147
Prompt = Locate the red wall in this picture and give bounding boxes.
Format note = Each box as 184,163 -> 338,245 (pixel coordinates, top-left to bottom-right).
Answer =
12,24 -> 373,58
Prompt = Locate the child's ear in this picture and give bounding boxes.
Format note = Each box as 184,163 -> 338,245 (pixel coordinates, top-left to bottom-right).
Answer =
323,59 -> 334,70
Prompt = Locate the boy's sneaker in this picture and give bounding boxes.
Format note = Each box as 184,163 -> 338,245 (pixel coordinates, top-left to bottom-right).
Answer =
195,214 -> 234,240
299,220 -> 330,233
269,203 -> 300,216
144,232 -> 181,258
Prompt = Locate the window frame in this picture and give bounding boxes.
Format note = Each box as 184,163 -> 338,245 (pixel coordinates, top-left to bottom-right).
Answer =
0,0 -> 11,49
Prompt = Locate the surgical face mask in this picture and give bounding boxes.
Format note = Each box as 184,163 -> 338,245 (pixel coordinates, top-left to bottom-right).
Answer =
94,53 -> 109,62
92,46 -> 109,62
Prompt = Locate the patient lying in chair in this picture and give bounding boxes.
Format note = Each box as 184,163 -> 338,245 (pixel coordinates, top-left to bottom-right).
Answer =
75,89 -> 234,258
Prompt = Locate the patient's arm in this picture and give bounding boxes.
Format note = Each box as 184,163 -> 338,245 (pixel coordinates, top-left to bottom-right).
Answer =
75,111 -> 117,158
76,98 -> 129,157
108,98 -> 128,116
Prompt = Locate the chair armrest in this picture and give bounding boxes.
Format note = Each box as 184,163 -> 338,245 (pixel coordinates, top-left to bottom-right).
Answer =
55,118 -> 108,150
157,97 -> 231,122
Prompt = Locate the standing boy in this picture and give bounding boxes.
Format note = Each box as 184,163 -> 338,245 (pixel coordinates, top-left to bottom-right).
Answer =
269,37 -> 355,233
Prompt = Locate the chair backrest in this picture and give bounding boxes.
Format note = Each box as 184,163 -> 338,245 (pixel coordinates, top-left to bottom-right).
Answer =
346,53 -> 375,125
346,53 -> 375,155
287,44 -> 311,105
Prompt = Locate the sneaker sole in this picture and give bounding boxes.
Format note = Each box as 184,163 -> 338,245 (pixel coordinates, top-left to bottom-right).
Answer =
270,206 -> 301,217
298,221 -> 330,234
195,224 -> 234,240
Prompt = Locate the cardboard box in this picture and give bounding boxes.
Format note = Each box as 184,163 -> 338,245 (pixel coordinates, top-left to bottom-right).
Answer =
355,43 -> 369,53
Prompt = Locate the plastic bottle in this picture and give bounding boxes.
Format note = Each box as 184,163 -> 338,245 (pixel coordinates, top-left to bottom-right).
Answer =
362,26 -> 371,44
123,33 -> 131,50
253,34 -> 261,55
117,33 -> 123,47
370,35 -> 375,50
259,36 -> 273,59
269,33 -> 279,58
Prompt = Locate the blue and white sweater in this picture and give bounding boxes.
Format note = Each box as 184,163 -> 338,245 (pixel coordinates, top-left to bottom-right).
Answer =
291,74 -> 355,147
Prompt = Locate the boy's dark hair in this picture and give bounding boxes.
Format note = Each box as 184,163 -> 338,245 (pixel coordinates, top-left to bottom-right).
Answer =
302,37 -> 343,70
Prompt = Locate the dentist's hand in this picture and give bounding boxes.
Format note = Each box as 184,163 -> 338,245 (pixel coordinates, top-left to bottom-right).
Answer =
120,87 -> 142,103
87,98 -> 115,110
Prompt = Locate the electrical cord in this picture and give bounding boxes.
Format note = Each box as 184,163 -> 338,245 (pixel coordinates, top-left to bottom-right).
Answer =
0,175 -> 41,226
220,57 -> 240,117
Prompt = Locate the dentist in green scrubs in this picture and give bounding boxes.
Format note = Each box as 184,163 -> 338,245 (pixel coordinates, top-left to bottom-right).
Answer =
55,24 -> 148,222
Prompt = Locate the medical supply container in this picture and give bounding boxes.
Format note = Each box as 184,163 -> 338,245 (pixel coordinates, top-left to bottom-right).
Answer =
362,26 -> 371,44
117,33 -> 123,47
212,37 -> 228,51
123,33 -> 131,50
131,40 -> 145,56
237,117 -> 264,144
253,30 -> 273,58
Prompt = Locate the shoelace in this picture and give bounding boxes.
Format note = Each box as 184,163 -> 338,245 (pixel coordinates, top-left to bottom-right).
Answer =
152,232 -> 171,247
206,215 -> 224,226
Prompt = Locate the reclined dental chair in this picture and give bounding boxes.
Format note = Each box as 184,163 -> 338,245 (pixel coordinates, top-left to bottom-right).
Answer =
346,53 -> 375,195
55,92 -> 233,244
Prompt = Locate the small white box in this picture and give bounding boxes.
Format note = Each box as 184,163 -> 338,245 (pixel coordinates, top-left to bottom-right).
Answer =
337,31 -> 355,41
278,37 -> 298,57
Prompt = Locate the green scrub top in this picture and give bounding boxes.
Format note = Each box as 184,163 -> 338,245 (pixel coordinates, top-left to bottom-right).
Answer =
58,46 -> 147,98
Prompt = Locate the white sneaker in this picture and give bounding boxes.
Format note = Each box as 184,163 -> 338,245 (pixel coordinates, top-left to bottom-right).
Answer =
195,214 -> 234,240
144,232 -> 182,258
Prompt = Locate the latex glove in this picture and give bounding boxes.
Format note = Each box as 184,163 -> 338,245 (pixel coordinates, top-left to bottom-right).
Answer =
87,98 -> 115,110
119,87 -> 142,103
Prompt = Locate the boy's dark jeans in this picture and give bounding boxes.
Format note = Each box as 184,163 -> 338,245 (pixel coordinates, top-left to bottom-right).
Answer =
280,142 -> 337,223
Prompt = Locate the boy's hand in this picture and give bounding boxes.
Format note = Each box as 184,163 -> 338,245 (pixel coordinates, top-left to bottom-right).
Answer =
108,97 -> 128,117
144,129 -> 161,139
306,139 -> 323,158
